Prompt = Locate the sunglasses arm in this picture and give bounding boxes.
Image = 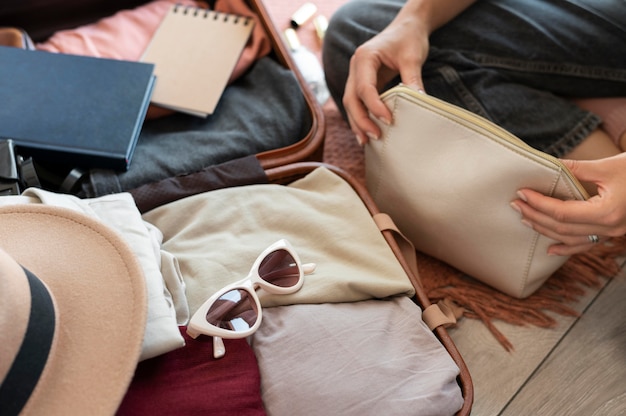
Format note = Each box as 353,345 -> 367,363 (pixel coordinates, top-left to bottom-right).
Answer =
302,263 -> 316,275
213,336 -> 226,359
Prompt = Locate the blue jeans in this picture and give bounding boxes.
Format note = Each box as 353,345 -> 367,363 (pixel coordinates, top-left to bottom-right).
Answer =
323,0 -> 626,156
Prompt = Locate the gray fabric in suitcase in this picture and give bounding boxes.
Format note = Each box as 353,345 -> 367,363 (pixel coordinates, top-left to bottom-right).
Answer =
82,57 -> 311,197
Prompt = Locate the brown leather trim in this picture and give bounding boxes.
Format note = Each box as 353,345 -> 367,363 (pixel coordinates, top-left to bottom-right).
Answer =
248,0 -> 325,169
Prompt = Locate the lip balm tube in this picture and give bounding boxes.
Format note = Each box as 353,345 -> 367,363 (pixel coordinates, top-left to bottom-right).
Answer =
283,28 -> 330,105
290,2 -> 317,28
313,15 -> 328,41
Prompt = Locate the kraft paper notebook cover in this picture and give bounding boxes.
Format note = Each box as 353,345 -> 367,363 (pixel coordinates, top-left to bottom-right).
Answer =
0,46 -> 155,171
141,4 -> 255,117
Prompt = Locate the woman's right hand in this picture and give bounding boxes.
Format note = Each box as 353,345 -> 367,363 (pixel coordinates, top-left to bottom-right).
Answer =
512,153 -> 626,256
342,11 -> 430,145
341,0 -> 477,145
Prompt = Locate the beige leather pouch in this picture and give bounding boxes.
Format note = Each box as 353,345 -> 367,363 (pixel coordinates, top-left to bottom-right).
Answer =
365,84 -> 588,298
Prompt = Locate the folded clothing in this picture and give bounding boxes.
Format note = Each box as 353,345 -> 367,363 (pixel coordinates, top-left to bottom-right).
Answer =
0,188 -> 187,361
14,0 -> 311,197
118,326 -> 266,415
142,167 -> 416,315
251,297 -> 464,416
81,56 -> 311,197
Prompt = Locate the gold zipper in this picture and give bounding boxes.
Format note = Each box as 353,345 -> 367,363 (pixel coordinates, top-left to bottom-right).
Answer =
383,84 -> 589,199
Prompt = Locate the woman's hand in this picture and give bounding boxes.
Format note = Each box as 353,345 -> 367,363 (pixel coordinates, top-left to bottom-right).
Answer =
342,13 -> 430,145
341,0 -> 477,145
511,153 -> 626,256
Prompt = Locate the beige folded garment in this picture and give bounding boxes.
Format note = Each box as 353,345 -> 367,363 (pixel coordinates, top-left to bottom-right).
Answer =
142,167 -> 416,314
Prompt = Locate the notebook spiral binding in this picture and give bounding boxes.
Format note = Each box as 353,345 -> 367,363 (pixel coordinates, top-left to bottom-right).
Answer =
173,3 -> 253,25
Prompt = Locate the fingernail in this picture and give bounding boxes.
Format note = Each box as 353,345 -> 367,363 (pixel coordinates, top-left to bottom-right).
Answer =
355,134 -> 365,146
366,131 -> 379,141
510,202 -> 521,214
521,219 -> 533,229
377,116 -> 391,126
517,190 -> 528,202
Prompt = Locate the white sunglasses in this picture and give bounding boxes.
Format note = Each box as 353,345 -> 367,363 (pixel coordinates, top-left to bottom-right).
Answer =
187,239 -> 315,358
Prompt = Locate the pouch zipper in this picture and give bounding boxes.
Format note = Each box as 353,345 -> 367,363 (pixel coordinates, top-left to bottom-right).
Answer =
383,84 -> 589,199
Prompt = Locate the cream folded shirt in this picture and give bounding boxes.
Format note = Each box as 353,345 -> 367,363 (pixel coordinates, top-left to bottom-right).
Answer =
0,189 -> 188,360
142,167 -> 416,315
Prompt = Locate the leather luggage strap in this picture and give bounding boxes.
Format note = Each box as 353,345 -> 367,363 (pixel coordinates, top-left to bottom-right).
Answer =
373,212 -> 460,330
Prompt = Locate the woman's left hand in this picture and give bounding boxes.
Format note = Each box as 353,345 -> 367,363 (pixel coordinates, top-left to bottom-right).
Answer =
511,153 -> 626,256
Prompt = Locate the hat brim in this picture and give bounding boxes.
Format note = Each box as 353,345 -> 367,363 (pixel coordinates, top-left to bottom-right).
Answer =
0,204 -> 147,415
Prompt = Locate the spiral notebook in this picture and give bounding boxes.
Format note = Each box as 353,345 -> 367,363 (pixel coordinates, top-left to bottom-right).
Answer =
141,4 -> 255,117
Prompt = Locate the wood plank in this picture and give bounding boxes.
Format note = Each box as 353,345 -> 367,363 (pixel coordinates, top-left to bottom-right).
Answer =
449,278 -> 607,415
502,274 -> 626,416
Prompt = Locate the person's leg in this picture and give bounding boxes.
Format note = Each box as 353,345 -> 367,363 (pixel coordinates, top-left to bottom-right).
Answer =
565,130 -> 620,160
573,97 -> 626,154
428,0 -> 626,97
423,0 -> 626,157
323,0 -> 626,158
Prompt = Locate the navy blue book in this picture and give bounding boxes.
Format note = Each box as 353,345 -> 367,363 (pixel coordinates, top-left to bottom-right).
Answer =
0,46 -> 155,171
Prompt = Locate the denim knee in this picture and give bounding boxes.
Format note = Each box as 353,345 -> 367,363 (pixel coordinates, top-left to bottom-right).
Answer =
322,2 -> 355,116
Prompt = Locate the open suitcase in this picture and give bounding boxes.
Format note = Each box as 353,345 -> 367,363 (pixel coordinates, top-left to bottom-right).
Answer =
0,0 -> 325,195
1,1 -> 473,413
123,160 -> 474,415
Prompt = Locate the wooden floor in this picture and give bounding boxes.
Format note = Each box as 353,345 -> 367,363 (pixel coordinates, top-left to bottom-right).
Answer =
449,258 -> 626,416
262,2 -> 626,415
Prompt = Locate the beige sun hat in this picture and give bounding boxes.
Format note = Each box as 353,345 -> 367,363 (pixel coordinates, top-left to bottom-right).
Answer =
0,204 -> 147,415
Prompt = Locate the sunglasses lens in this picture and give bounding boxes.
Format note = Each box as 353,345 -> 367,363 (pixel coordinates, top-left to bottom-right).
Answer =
205,289 -> 258,332
258,249 -> 301,288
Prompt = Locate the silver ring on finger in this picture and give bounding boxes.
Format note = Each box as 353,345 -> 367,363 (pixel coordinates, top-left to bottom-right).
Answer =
587,234 -> 600,244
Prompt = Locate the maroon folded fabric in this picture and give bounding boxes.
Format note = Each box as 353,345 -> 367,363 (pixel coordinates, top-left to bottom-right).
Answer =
117,327 -> 266,415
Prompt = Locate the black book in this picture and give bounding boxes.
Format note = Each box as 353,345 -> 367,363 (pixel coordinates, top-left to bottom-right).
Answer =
0,46 -> 155,171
